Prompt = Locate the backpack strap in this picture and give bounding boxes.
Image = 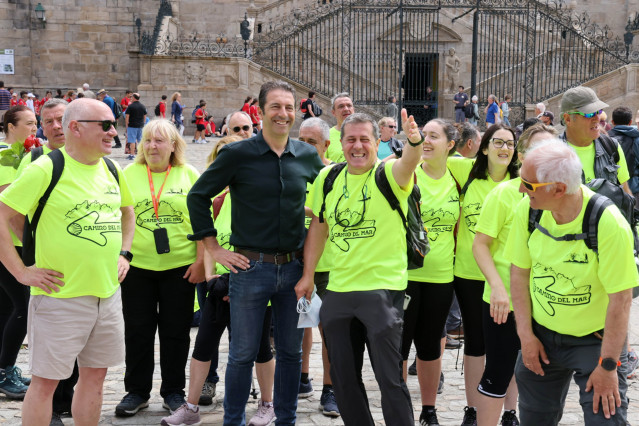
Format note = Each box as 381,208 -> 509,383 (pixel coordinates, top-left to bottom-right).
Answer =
30,146 -> 44,162
598,134 -> 620,164
527,207 -> 543,235
319,162 -> 347,223
22,149 -> 65,266
528,206 -> 588,242
581,193 -> 613,253
459,175 -> 474,201
374,161 -> 410,232
448,167 -> 462,197
103,157 -> 120,184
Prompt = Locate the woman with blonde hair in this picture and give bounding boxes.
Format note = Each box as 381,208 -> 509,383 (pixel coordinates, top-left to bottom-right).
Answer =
170,92 -> 185,136
115,119 -> 205,417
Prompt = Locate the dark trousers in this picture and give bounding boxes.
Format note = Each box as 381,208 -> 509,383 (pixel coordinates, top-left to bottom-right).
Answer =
52,361 -> 78,414
0,246 -> 29,368
321,289 -> 413,426
120,265 -> 195,399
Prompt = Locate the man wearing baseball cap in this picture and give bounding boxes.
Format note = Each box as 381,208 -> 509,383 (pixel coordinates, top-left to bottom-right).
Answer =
97,89 -> 123,148
560,86 -> 631,193
540,111 -> 554,126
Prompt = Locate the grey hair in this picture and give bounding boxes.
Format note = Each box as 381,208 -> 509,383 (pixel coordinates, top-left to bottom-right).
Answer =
41,98 -> 68,112
300,117 -> 330,141
82,83 -> 90,90
471,95 -> 478,102
536,102 -> 546,113
225,111 -> 252,128
331,92 -> 352,110
488,94 -> 496,101
526,140 -> 581,194
340,113 -> 379,141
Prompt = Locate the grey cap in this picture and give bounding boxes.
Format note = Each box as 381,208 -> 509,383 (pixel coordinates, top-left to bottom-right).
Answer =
560,86 -> 608,115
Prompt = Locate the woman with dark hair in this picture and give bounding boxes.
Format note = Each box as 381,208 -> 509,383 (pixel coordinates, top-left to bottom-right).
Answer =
0,105 -> 39,399
241,96 -> 252,115
400,118 -> 459,426
447,123 -> 518,424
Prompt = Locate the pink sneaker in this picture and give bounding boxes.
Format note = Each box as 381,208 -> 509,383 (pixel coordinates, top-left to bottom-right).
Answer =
248,400 -> 276,426
160,403 -> 202,426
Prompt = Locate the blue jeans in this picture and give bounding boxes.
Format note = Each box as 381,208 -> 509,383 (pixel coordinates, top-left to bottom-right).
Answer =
223,257 -> 304,426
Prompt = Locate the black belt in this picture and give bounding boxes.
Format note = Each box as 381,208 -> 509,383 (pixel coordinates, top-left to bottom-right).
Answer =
236,248 -> 303,265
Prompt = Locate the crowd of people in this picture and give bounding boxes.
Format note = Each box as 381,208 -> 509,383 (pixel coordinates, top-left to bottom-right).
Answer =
0,79 -> 637,426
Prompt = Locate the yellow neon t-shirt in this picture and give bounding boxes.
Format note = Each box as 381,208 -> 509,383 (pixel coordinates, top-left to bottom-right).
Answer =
311,160 -> 412,292
16,145 -> 53,178
0,148 -> 134,298
124,163 -> 200,271
213,193 -> 233,275
408,166 -> 459,283
326,127 -> 345,163
567,141 -> 629,184
0,164 -> 22,247
306,180 -> 331,273
475,178 -> 524,309
447,156 -> 511,280
505,187 -> 638,336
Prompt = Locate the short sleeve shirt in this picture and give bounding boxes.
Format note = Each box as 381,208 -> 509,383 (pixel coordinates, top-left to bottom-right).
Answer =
504,187 -> 637,336
486,103 -> 499,124
567,141 -> 629,184
326,127 -> 345,163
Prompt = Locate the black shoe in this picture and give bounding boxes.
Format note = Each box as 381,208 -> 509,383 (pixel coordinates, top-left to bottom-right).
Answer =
437,372 -> 444,394
115,393 -> 149,417
445,336 -> 462,349
420,407 -> 440,425
162,393 -> 186,414
49,412 -> 64,426
113,144 -> 122,148
408,358 -> 417,375
199,381 -> 216,406
501,410 -> 520,426
461,406 -> 477,426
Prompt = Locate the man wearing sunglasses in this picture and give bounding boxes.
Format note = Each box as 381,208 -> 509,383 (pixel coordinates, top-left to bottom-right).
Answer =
560,86 -> 631,194
0,98 -> 135,425
377,116 -> 403,161
507,142 -> 633,425
224,111 -> 253,140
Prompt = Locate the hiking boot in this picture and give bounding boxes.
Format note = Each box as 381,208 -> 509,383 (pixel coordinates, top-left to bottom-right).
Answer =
461,406 -> 477,426
319,387 -> 340,417
437,372 -> 444,394
161,403 -> 202,426
8,366 -> 30,386
198,380 -> 216,406
298,377 -> 313,398
115,393 -> 149,417
627,349 -> 638,379
248,400 -> 276,426
501,409 -> 519,426
445,336 -> 462,349
49,412 -> 64,426
420,407 -> 440,425
408,358 -> 417,375
163,393 -> 187,414
0,366 -> 28,399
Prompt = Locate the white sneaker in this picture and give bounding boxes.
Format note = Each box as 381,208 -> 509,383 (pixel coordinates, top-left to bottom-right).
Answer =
248,400 -> 276,426
160,403 -> 202,426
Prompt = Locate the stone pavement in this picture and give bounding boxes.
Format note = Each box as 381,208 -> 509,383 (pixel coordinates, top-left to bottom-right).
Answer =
0,136 -> 638,425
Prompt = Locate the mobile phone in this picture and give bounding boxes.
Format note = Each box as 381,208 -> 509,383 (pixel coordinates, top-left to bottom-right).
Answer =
153,227 -> 170,254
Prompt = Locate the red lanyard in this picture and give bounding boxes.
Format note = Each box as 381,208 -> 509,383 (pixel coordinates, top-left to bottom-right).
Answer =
147,164 -> 172,223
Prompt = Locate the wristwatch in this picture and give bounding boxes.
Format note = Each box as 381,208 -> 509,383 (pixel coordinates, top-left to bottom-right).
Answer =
599,357 -> 621,371
119,250 -> 133,262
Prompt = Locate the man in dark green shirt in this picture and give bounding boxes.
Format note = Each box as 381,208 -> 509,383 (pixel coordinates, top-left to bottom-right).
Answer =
187,80 -> 323,425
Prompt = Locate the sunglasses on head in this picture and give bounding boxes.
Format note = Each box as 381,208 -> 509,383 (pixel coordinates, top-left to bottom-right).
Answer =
521,177 -> 557,192
232,125 -> 252,133
77,120 -> 118,132
568,109 -> 603,119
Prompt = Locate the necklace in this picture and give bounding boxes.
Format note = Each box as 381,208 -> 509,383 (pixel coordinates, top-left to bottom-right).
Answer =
335,167 -> 374,228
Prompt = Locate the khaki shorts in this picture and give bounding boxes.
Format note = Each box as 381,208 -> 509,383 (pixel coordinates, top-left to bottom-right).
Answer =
27,287 -> 125,380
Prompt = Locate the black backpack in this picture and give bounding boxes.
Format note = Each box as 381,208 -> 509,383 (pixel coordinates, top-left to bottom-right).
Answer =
154,103 -> 161,116
528,178 -> 639,297
318,162 -> 430,270
22,149 -> 120,266
464,103 -> 474,119
113,102 -> 123,119
312,102 -> 323,117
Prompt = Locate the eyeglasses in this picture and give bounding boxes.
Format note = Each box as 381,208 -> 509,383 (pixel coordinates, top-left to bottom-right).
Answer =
521,177 -> 557,192
568,109 -> 603,119
77,120 -> 117,132
490,138 -> 516,150
232,125 -> 251,133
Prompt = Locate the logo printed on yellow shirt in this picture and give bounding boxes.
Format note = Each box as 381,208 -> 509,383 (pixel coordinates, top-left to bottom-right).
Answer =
532,263 -> 592,316
422,207 -> 456,241
65,200 -> 121,246
463,202 -> 482,234
134,200 -> 184,231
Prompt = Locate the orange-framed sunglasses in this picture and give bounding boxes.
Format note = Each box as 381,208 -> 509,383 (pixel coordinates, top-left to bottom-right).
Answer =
521,177 -> 557,192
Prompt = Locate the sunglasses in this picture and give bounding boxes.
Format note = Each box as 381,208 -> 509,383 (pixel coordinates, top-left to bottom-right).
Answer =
77,120 -> 118,132
232,125 -> 252,133
568,109 -> 603,119
521,177 -> 557,192
490,138 -> 516,150
386,125 -> 397,129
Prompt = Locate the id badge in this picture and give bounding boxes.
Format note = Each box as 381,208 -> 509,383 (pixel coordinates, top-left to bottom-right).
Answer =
153,227 -> 170,254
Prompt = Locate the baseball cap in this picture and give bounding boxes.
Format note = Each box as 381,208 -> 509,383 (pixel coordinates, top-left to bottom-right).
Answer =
560,86 -> 608,116
541,111 -> 554,124
27,93 -> 35,98
97,89 -> 107,95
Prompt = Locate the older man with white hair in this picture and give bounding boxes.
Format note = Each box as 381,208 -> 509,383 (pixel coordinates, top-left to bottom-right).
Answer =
506,141 -> 634,425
